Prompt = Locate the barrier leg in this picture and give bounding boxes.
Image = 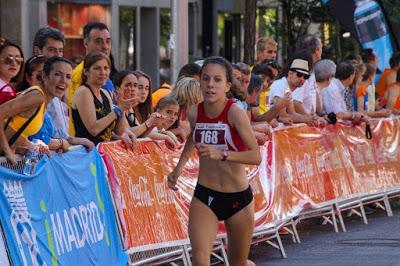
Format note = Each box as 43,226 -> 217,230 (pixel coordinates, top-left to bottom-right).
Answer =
291,219 -> 301,244
276,232 -> 287,258
335,203 -> 347,232
219,241 -> 229,266
183,245 -> 192,266
359,203 -> 368,224
383,194 -> 393,217
331,208 -> 339,233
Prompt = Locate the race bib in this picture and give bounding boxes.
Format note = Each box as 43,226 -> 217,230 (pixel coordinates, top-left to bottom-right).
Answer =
194,123 -> 228,150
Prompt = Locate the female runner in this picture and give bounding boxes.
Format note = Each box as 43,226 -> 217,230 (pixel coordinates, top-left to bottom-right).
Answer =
168,56 -> 261,266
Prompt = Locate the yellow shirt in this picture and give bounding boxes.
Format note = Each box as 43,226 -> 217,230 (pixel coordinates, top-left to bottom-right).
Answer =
67,61 -> 84,136
7,86 -> 46,138
258,86 -> 270,114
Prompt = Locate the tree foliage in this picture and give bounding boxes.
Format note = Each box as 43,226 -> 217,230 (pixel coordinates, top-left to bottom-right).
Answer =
274,0 -> 329,57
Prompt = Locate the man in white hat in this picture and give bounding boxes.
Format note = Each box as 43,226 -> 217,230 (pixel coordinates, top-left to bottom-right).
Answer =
269,51 -> 322,125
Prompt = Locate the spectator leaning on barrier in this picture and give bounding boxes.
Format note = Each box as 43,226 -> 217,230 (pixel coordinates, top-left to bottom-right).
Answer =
320,61 -> 369,124
354,64 -> 392,118
255,37 -> 278,65
384,68 -> 400,114
292,34 -> 323,115
20,56 -> 94,152
33,27 -> 65,58
269,51 -> 320,125
376,51 -> 400,99
114,70 -> 166,139
68,22 -> 115,136
360,48 -> 378,112
252,63 -> 276,115
0,57 -> 74,164
134,71 -> 153,125
168,56 -> 261,266
313,59 -> 336,125
0,38 -> 24,105
152,97 -> 181,149
245,74 -> 274,145
71,52 -> 137,146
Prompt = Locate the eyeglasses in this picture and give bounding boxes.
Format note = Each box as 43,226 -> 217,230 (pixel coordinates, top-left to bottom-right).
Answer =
295,71 -> 310,80
0,55 -> 23,66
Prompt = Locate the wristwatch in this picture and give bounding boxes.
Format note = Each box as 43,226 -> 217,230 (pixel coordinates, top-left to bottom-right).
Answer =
221,149 -> 228,161
113,105 -> 122,120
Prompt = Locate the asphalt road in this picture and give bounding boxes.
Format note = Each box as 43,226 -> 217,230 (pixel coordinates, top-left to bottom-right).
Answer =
249,205 -> 400,266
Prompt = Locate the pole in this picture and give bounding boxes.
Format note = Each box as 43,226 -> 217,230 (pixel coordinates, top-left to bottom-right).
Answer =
171,0 -> 189,84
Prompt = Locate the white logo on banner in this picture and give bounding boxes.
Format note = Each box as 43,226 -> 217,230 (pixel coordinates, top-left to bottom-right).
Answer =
3,181 -> 46,266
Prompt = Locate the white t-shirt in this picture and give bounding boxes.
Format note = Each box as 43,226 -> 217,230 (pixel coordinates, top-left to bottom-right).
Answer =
269,77 -> 289,106
320,78 -> 347,114
46,97 -> 69,139
292,72 -> 317,113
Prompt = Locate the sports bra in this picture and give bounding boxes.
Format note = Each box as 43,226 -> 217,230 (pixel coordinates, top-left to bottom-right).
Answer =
6,86 -> 45,138
193,99 -> 247,152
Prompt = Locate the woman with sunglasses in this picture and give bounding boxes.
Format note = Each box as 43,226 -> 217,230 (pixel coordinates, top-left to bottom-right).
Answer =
0,38 -> 24,105
0,56 -> 73,164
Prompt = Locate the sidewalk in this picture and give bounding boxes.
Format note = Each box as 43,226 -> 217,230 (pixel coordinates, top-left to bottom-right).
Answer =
250,207 -> 400,266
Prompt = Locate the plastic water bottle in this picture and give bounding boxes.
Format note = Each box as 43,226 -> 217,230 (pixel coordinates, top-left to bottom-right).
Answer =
23,140 -> 40,175
353,0 -> 393,72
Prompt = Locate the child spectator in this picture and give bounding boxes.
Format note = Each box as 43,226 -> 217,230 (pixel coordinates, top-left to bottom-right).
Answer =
252,63 -> 276,114
152,97 -> 181,149
168,77 -> 203,141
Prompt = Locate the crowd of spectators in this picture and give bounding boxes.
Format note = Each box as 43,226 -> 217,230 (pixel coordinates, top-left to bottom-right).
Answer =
0,23 -> 399,164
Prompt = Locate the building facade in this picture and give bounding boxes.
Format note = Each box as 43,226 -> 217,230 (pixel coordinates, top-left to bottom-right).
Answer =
0,0 -> 281,87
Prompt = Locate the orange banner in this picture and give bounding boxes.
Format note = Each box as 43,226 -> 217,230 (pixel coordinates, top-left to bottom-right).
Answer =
99,117 -> 400,252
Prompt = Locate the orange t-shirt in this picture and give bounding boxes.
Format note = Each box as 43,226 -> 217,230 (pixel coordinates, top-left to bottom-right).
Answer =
395,96 -> 400,109
376,68 -> 396,98
152,83 -> 172,108
355,85 -> 367,98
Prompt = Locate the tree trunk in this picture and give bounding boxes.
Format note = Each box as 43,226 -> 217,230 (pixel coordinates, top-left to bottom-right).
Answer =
243,0 -> 257,65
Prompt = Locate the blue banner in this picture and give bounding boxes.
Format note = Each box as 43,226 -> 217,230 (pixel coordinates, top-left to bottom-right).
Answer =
0,148 -> 127,266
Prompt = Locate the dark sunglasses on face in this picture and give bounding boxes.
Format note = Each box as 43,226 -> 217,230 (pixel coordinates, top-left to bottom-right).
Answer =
295,71 -> 310,80
0,55 -> 23,66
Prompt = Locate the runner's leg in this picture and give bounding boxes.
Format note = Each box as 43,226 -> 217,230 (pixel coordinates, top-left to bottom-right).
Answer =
189,197 -> 218,266
224,200 -> 255,266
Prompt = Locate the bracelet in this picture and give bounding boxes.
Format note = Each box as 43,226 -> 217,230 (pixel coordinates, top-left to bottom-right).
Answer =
113,105 -> 122,120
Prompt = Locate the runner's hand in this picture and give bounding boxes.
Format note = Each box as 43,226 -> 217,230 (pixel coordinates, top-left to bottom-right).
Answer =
197,144 -> 223,160
167,168 -> 181,191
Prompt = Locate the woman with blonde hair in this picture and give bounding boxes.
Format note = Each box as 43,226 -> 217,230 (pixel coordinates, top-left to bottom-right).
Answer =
168,77 -> 203,141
